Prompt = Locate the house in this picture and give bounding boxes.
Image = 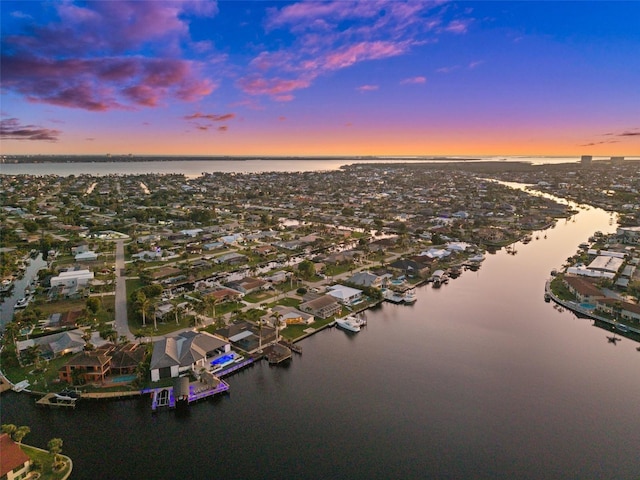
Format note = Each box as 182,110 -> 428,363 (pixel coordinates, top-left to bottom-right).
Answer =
618,226 -> 640,245
347,271 -> 385,289
150,331 -> 231,381
214,252 -> 247,265
299,294 -> 342,319
75,250 -> 99,261
50,269 -> 94,288
271,305 -> 315,325
58,352 -> 111,384
596,298 -> 640,323
562,275 -> 605,303
16,329 -> 86,360
132,250 -> 163,261
327,284 -> 363,305
227,277 -> 268,295
0,433 -> 31,480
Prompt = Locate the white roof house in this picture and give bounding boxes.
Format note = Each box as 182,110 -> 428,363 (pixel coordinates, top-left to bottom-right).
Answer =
50,269 -> 94,288
75,251 -> 98,261
327,284 -> 363,305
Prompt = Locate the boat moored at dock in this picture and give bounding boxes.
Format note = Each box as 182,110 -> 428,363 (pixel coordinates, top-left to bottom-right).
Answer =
335,315 -> 362,333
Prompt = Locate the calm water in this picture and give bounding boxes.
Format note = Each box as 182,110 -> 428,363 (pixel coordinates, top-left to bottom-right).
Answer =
3,156 -> 632,177
2,197 -> 639,479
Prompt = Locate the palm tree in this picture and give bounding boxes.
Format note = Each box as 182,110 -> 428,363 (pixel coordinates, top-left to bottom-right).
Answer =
135,292 -> 150,327
1,424 -> 17,438
204,295 -> 220,323
13,426 -> 30,445
171,299 -> 184,325
273,311 -> 283,343
47,438 -> 64,470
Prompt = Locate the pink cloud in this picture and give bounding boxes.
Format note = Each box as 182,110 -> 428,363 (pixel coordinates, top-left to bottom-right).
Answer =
444,19 -> 472,34
185,113 -> 235,122
244,1 -> 463,101
325,41 -> 409,70
357,85 -> 379,92
237,76 -> 311,98
468,60 -> 484,69
1,1 -> 217,111
0,118 -> 61,141
400,76 -> 427,85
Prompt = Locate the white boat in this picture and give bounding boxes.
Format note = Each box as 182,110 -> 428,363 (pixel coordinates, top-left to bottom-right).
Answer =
403,289 -> 417,304
14,296 -> 32,309
335,315 -> 361,333
383,289 -> 404,303
12,380 -> 30,392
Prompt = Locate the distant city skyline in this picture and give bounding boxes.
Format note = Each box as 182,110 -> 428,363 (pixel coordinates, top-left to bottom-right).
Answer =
1,1 -> 638,157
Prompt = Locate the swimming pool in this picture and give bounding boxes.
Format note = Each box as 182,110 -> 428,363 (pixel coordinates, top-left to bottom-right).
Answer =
580,303 -> 596,310
111,374 -> 137,383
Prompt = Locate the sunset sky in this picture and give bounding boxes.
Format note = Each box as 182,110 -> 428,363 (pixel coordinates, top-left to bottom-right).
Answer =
1,1 -> 638,157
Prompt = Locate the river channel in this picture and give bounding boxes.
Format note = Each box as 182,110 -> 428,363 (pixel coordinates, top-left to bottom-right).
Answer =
2,194 -> 639,479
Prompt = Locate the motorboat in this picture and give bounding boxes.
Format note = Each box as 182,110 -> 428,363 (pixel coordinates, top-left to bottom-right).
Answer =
335,315 -> 361,333
14,296 -> 32,309
403,289 -> 417,304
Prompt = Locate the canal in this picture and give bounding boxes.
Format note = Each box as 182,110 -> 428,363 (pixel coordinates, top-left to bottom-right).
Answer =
2,196 -> 639,479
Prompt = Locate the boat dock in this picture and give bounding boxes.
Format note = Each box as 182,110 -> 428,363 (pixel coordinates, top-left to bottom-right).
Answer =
36,393 -> 78,409
264,343 -> 292,364
149,378 -> 230,412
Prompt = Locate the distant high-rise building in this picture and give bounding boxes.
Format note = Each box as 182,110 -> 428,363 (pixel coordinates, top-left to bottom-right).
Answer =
580,155 -> 592,167
611,156 -> 624,165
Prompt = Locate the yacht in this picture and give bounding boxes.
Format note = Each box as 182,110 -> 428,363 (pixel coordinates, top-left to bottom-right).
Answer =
335,315 -> 361,333
403,289 -> 417,304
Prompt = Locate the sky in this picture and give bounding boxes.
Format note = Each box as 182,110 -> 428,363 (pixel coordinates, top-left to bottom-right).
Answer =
1,0 -> 639,157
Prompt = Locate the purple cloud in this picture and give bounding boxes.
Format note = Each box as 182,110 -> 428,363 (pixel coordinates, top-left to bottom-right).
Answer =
400,76 -> 427,85
185,112 -> 236,122
238,1 -> 468,101
1,1 -> 217,111
357,85 -> 379,92
0,118 -> 61,141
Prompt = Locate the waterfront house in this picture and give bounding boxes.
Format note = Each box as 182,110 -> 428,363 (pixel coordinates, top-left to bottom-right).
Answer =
299,294 -> 342,319
596,298 -> 640,323
58,352 -> 111,384
150,331 -> 231,382
327,284 -> 363,305
0,433 -> 31,480
618,226 -> 640,245
562,275 -> 605,303
271,305 -> 315,325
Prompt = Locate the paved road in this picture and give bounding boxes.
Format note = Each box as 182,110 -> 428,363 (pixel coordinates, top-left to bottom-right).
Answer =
114,240 -> 134,341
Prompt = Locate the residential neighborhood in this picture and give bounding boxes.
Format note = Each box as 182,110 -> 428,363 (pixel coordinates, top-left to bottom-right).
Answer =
1,159 -> 639,401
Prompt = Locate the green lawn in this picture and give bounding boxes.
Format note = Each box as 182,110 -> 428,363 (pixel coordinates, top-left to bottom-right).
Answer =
21,444 -> 71,480
2,354 -> 74,392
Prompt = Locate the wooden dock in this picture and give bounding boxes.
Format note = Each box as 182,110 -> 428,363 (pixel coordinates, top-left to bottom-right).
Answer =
265,343 -> 292,364
36,393 -> 78,409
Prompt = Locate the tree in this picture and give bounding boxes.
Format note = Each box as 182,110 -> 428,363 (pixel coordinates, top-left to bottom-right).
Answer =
134,292 -> 150,327
1,424 -> 17,438
48,438 -> 64,470
13,426 -> 30,445
86,296 -> 102,314
298,259 -> 315,280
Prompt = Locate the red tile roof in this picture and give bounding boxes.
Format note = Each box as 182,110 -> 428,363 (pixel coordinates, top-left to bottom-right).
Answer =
0,433 -> 30,477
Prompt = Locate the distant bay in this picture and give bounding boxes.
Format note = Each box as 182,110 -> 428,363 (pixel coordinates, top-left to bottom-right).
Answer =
0,156 -> 620,177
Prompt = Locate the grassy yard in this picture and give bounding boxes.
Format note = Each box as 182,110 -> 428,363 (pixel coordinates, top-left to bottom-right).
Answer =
2,354 -> 74,392
550,276 -> 576,301
21,444 -> 71,480
279,316 -> 334,341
